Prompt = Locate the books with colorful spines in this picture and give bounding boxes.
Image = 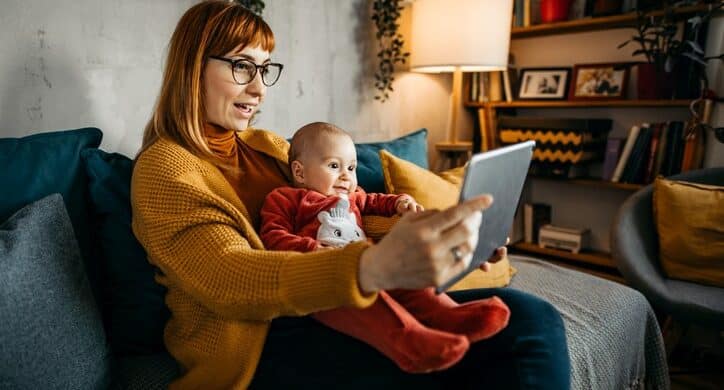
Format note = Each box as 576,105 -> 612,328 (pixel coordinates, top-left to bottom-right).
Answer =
601,138 -> 623,181
643,123 -> 663,184
621,124 -> 652,184
611,124 -> 641,182
523,203 -> 551,244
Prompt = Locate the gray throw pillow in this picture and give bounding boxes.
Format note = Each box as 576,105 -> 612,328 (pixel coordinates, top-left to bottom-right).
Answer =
0,194 -> 111,389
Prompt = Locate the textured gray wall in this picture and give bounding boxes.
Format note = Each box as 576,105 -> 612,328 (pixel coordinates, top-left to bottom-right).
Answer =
0,0 -> 456,163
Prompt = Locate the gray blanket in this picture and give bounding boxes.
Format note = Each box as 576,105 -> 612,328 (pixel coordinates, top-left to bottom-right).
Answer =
509,255 -> 669,390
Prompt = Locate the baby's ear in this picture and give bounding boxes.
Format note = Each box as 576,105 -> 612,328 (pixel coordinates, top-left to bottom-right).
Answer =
290,160 -> 304,184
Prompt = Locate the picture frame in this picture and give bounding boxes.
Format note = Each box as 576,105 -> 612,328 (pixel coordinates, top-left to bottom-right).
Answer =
569,63 -> 630,100
516,67 -> 571,100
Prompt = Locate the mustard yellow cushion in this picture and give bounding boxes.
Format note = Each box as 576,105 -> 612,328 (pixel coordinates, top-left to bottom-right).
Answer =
654,177 -> 724,288
379,150 -> 516,289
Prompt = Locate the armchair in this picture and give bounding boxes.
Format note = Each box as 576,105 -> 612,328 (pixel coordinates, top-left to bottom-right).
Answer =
611,167 -> 724,329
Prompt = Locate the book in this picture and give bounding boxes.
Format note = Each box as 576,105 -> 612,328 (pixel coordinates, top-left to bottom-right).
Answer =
652,122 -> 670,179
601,138 -> 624,181
524,203 -> 551,244
611,124 -> 641,182
502,70 -> 513,103
668,121 -> 685,176
643,123 -> 662,184
621,124 -> 652,184
489,71 -> 503,102
523,0 -> 531,27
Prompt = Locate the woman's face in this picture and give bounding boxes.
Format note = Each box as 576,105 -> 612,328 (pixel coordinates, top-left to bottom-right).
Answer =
203,44 -> 270,131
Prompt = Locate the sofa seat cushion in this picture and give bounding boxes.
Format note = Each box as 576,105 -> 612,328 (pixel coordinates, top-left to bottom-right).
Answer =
0,128 -> 103,301
0,194 -> 111,388
82,149 -> 170,355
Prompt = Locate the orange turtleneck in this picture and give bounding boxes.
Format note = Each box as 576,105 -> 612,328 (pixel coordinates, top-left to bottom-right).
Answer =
204,123 -> 289,229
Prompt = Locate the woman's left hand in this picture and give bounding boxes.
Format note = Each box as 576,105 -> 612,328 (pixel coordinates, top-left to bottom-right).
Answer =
479,237 -> 509,272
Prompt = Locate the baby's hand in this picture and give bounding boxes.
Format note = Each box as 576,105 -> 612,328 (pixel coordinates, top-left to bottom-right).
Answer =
395,195 -> 424,215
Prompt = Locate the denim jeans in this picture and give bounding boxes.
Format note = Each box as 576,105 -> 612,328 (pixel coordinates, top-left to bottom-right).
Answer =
251,287 -> 570,389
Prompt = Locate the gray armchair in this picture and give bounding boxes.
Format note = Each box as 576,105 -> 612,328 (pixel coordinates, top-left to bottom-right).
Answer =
611,167 -> 724,329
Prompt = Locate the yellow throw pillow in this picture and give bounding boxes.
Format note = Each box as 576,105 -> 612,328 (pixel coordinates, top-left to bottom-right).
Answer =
654,177 -> 724,288
378,149 -> 516,289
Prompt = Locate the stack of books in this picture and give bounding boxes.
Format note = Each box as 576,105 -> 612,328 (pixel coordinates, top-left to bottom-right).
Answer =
601,121 -> 704,184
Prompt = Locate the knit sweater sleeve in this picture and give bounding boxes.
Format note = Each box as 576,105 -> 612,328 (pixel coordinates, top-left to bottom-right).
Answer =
131,141 -> 377,321
260,188 -> 318,252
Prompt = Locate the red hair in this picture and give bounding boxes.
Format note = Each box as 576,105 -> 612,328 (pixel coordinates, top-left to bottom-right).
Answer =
139,0 -> 275,160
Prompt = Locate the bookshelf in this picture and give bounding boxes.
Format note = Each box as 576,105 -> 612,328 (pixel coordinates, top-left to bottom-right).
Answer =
465,99 -> 692,109
510,242 -> 626,284
511,241 -> 615,269
510,4 -> 712,38
529,176 -> 644,191
464,5 -> 706,272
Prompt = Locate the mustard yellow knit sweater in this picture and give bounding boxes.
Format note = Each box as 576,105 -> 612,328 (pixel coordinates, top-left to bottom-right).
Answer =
131,129 -> 382,389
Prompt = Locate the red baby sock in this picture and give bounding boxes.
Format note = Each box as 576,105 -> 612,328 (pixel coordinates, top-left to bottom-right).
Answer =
313,290 -> 469,373
389,288 -> 511,343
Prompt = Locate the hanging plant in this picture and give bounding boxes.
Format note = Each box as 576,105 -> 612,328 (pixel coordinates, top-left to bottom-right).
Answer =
235,0 -> 265,15
371,0 -> 410,102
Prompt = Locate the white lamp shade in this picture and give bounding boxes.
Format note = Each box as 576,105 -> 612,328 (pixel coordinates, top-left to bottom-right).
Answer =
411,0 -> 514,73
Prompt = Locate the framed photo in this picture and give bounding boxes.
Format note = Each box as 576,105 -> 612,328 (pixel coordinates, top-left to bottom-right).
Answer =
517,68 -> 571,100
569,63 -> 630,100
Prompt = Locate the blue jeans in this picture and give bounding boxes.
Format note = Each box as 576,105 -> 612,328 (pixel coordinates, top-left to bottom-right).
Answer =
250,288 -> 570,389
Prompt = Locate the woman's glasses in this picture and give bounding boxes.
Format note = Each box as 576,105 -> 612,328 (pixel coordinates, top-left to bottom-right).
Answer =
210,56 -> 283,86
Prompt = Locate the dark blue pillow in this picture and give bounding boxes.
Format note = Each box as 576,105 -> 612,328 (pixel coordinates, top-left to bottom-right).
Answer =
82,149 -> 169,356
0,128 -> 103,301
355,128 -> 428,193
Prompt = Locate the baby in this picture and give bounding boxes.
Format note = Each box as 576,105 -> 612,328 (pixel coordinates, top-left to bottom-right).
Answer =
260,122 -> 510,373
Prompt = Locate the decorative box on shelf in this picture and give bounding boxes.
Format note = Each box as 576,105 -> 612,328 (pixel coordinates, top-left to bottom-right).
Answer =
497,116 -> 612,178
538,224 -> 591,254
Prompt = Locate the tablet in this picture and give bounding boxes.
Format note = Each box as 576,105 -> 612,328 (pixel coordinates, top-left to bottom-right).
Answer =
436,140 -> 535,293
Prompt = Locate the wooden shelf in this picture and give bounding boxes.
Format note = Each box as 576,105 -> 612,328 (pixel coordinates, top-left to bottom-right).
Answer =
511,241 -> 616,269
529,176 -> 645,191
465,99 -> 692,109
511,4 -> 711,38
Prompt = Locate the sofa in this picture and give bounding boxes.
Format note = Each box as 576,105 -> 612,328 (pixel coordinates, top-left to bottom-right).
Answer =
0,127 -> 669,389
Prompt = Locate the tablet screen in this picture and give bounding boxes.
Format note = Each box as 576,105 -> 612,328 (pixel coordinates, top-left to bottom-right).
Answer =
436,140 -> 535,293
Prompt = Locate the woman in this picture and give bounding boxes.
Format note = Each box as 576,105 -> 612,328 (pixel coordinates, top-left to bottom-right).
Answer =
131,1 -> 570,389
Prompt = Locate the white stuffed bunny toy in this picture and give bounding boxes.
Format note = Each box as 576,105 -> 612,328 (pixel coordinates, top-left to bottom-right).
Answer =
316,197 -> 366,247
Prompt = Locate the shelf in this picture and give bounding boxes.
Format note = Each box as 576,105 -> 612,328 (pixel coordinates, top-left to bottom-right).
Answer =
511,241 -> 616,269
465,99 -> 692,108
511,4 -> 711,38
529,176 -> 645,191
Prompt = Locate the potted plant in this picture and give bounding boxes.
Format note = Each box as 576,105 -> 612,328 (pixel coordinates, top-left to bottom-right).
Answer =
618,1 -> 723,99
371,0 -> 409,102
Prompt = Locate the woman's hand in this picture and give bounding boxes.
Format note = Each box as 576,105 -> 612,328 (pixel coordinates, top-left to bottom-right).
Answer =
395,195 -> 424,215
358,195 -> 493,292
479,237 -> 510,272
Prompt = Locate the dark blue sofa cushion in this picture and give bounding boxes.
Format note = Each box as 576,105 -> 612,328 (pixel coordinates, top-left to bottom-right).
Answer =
355,128 -> 428,193
82,149 -> 170,356
0,194 -> 111,389
0,128 -> 103,301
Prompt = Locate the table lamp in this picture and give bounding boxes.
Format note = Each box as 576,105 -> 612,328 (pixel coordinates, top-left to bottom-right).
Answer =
411,0 -> 513,148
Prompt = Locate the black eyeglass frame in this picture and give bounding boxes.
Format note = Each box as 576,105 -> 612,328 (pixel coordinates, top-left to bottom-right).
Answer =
209,55 -> 284,86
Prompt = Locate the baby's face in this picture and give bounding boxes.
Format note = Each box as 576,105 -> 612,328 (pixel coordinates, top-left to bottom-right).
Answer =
297,134 -> 358,197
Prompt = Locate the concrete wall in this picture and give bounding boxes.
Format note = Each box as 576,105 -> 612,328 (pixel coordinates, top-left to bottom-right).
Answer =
0,0 -> 454,165
1,1 -> 721,251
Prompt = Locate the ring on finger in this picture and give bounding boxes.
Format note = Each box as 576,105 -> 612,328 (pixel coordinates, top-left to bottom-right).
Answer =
451,246 -> 464,262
